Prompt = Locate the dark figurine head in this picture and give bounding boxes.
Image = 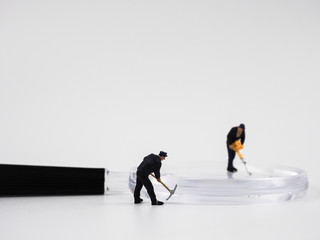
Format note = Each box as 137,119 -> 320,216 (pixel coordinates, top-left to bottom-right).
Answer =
159,151 -> 168,160
238,123 -> 245,136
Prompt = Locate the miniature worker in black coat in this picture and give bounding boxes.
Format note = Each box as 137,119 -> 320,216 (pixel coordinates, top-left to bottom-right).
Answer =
134,151 -> 167,205
226,124 -> 245,172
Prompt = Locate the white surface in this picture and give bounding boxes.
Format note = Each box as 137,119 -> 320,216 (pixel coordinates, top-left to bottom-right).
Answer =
1,192 -> 320,240
1,0 -> 320,239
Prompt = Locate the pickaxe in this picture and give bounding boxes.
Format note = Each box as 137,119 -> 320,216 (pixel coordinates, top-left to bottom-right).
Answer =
150,173 -> 177,200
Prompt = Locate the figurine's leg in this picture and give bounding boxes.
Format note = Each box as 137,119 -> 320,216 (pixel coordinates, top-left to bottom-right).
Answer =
227,143 -> 237,172
134,173 -> 143,203
140,175 -> 157,204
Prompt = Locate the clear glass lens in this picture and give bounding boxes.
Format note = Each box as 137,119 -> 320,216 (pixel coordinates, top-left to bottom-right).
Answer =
128,162 -> 308,204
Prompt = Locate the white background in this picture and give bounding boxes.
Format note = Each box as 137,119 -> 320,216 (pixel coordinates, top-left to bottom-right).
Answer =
0,0 -> 319,239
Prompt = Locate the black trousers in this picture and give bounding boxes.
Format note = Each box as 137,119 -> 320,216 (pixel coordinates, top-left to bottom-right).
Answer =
226,142 -> 236,169
134,171 -> 157,203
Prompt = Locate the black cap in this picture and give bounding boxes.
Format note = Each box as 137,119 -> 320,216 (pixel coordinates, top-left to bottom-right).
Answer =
159,151 -> 168,157
239,123 -> 245,130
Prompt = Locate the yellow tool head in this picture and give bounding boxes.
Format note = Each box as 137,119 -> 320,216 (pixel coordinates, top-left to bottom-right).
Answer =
232,140 -> 243,151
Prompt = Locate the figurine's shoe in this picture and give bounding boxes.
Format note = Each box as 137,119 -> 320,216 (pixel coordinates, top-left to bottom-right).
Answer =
151,200 -> 164,205
227,167 -> 237,173
134,198 -> 143,204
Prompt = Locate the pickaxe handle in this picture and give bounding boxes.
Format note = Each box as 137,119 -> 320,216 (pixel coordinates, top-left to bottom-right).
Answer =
150,173 -> 171,192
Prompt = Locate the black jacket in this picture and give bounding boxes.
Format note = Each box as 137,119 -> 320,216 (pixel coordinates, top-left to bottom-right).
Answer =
227,127 -> 245,145
137,154 -> 162,179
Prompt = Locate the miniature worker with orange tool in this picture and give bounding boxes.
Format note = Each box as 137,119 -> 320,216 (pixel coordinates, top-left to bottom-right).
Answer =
226,124 -> 245,172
